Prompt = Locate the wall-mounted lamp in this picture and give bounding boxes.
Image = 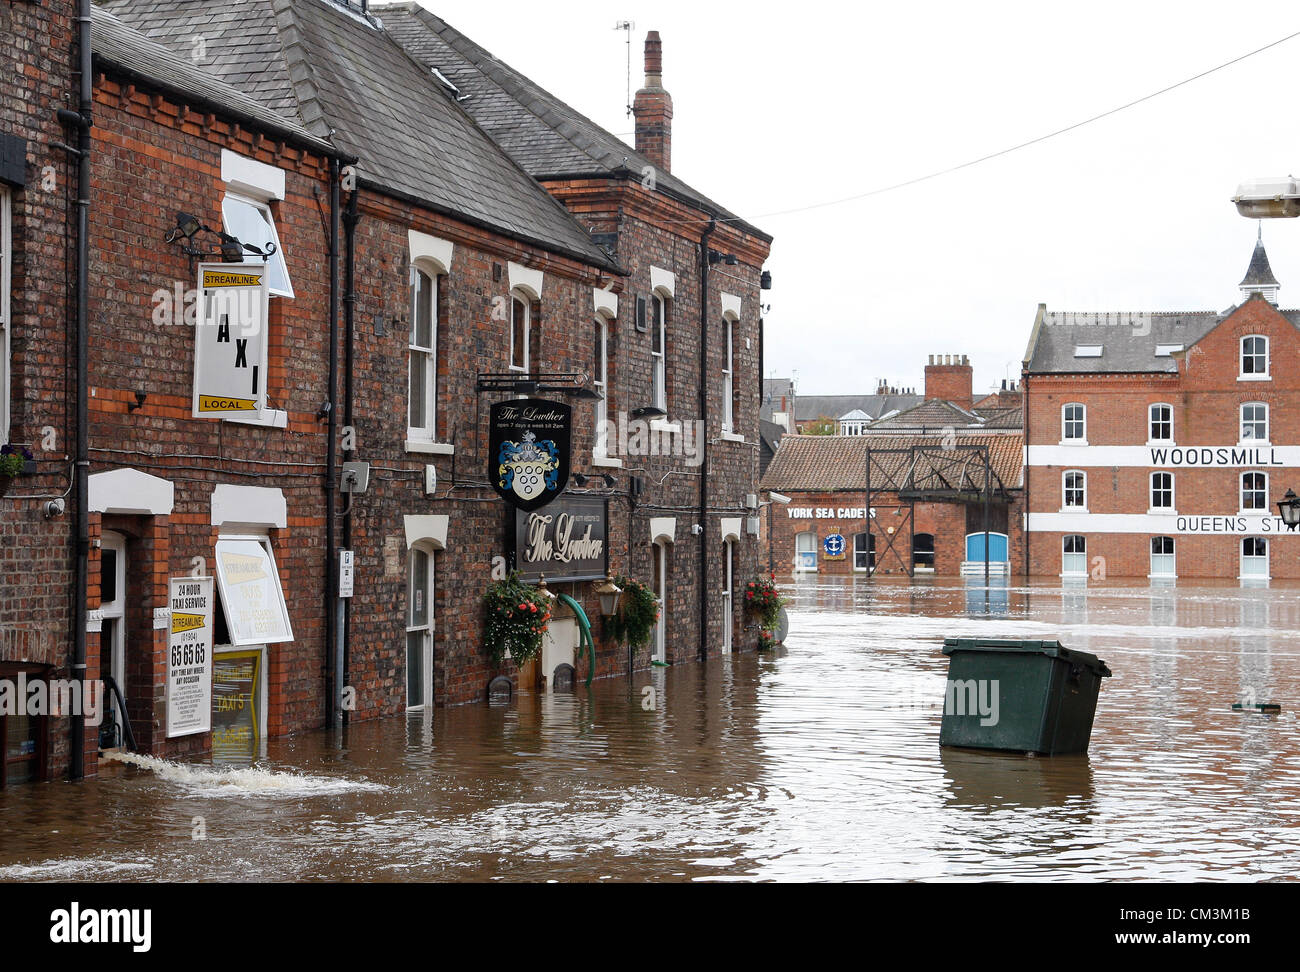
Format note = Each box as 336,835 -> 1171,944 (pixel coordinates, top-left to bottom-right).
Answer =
1277,488 -> 1300,531
127,391 -> 147,412
760,270 -> 773,290
165,210 -> 277,264
594,574 -> 623,618
708,249 -> 738,266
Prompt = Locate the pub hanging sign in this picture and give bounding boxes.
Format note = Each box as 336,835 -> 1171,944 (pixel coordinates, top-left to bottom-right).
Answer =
489,398 -> 571,512
192,261 -> 269,418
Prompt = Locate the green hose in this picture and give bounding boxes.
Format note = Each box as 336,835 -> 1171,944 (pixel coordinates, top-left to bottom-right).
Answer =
555,594 -> 596,688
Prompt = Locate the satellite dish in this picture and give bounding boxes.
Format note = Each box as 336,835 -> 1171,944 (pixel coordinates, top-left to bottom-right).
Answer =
775,608 -> 790,643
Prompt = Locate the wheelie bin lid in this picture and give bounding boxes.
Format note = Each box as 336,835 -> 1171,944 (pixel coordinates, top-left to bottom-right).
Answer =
941,638 -> 1112,677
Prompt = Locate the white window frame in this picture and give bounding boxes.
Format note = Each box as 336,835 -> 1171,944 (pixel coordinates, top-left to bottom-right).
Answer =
721,314 -> 736,434
100,531 -> 128,745
212,534 -> 294,647
1149,536 -> 1176,579
1061,535 -> 1087,577
594,313 -> 610,459
1240,335 -> 1270,380
721,539 -> 734,653
407,263 -> 438,444
795,530 -> 818,572
1062,403 -> 1086,444
1062,470 -> 1087,511
650,291 -> 668,412
509,291 -> 530,373
0,185 -> 10,442
406,544 -> 435,711
1240,471 -> 1269,514
1240,402 -> 1269,444
1149,471 -> 1174,513
221,191 -> 294,299
1240,536 -> 1270,580
1148,403 -> 1173,444
853,532 -> 873,572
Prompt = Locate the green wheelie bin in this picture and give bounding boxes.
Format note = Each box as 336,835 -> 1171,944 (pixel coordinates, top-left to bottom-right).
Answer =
939,639 -> 1112,755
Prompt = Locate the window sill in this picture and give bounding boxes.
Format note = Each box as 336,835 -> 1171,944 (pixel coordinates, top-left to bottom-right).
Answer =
1238,374 -> 1271,381
1148,574 -> 1178,581
592,454 -> 624,469
1059,572 -> 1089,580
1146,440 -> 1175,448
406,440 -> 455,456
226,409 -> 288,429
720,431 -> 745,443
1059,439 -> 1089,447
1148,508 -> 1177,516
1061,507 -> 1089,514
1238,441 -> 1272,449
650,419 -> 682,434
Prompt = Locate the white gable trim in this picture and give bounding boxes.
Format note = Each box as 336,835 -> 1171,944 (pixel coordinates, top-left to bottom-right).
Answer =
220,149 -> 285,201
720,517 -> 742,544
211,484 -> 286,529
508,261 -> 544,300
594,287 -> 618,318
89,468 -> 174,516
650,517 -> 676,546
408,229 -> 454,274
650,266 -> 675,299
404,515 -> 449,551
721,292 -> 742,319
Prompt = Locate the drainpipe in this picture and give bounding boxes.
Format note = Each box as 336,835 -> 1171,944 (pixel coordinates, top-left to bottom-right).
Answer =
326,159 -> 340,729
339,187 -> 359,725
1022,375 -> 1030,579
61,0 -> 93,780
698,219 -> 716,662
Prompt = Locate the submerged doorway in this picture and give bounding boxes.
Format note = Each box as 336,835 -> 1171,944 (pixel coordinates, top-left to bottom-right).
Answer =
651,540 -> 668,664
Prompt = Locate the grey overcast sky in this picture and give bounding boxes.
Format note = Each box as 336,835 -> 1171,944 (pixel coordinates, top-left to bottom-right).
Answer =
410,0 -> 1300,399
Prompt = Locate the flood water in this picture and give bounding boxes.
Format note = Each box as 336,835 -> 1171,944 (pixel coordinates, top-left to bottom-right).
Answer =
2,576 -> 1299,882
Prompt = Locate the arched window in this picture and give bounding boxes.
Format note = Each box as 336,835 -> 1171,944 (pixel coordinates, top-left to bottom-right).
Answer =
912,533 -> 935,571
651,291 -> 669,411
1241,471 -> 1268,512
853,532 -> 874,571
1241,537 -> 1269,578
1150,536 -> 1175,578
721,312 -> 737,433
1148,403 -> 1172,442
1062,535 -> 1087,576
1241,402 -> 1269,442
1150,471 -> 1174,511
593,314 -> 611,457
509,291 -> 530,372
1241,335 -> 1269,378
795,531 -> 818,572
1063,471 -> 1087,509
407,264 -> 439,442
1062,403 -> 1086,442
406,545 -> 435,710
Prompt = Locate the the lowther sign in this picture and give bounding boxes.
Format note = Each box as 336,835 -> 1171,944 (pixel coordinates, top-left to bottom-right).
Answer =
489,398 -> 571,512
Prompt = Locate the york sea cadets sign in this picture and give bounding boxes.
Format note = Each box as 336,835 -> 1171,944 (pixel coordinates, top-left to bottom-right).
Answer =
489,398 -> 572,512
513,494 -> 608,583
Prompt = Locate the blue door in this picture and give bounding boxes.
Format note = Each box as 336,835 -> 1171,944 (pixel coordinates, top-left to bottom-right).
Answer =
965,532 -> 1009,562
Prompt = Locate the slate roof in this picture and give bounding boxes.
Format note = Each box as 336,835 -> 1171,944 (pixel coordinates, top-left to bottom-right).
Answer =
1241,240 -> 1280,289
979,406 -> 1023,430
375,2 -> 772,243
99,0 -> 621,271
92,6 -> 336,156
760,433 -> 1024,493
1022,304 -> 1231,374
795,394 -> 922,423
866,399 -> 984,431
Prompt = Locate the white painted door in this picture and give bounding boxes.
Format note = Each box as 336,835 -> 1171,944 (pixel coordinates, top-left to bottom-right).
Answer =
651,542 -> 667,664
721,540 -> 733,653
100,532 -> 127,748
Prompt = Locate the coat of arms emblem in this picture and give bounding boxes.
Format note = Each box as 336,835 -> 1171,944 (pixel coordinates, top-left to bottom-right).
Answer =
487,398 -> 572,512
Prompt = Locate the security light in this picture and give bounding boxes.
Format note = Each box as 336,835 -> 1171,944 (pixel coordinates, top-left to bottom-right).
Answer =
1233,177 -> 1300,219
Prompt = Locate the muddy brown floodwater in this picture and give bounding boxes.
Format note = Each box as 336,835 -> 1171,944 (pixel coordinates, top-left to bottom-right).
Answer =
2,576 -> 1299,882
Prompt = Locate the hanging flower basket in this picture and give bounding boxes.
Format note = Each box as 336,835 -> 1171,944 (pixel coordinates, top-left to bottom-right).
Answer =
605,575 -> 658,649
745,573 -> 787,634
483,572 -> 553,667
0,444 -> 33,498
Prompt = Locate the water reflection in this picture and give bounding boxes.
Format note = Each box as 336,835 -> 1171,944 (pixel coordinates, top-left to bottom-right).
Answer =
1,576 -> 1298,882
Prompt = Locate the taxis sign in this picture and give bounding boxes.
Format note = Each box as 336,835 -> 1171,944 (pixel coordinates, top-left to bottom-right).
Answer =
193,261 -> 269,418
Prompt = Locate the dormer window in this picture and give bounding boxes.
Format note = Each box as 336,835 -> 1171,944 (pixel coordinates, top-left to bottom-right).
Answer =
1241,335 -> 1269,379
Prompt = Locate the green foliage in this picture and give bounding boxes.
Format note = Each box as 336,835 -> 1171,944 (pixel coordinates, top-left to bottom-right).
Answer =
0,444 -> 32,478
483,572 -> 553,667
745,574 -> 787,631
804,415 -> 837,436
605,575 -> 659,649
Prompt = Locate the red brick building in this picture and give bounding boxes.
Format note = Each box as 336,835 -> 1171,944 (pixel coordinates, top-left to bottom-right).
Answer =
1022,239 -> 1300,580
1,0 -> 772,782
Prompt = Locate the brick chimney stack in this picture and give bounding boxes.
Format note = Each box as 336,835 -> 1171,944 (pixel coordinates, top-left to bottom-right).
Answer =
924,354 -> 974,411
633,31 -> 673,173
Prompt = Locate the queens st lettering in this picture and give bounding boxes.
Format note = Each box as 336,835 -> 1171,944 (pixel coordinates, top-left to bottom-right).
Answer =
1150,447 -> 1283,467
